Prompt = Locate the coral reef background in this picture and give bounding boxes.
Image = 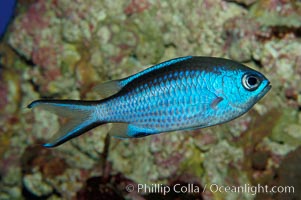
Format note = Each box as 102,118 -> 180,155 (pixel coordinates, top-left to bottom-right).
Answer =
1,0 -> 301,199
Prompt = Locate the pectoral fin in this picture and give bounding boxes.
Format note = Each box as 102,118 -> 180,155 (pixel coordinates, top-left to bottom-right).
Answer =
210,96 -> 223,110
109,123 -> 157,138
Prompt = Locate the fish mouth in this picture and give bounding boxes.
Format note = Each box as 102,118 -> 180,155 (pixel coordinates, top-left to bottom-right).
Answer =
257,81 -> 271,100
266,84 -> 271,92
263,82 -> 272,94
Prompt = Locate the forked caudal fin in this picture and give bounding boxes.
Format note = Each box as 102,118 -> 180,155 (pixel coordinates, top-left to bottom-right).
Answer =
27,100 -> 102,148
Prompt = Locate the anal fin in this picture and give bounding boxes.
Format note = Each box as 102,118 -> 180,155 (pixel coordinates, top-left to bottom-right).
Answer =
109,123 -> 157,138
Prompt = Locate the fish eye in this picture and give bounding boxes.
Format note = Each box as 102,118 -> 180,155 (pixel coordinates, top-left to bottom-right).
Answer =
242,74 -> 261,91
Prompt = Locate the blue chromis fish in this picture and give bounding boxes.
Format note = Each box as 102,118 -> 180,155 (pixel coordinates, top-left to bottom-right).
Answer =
28,56 -> 271,148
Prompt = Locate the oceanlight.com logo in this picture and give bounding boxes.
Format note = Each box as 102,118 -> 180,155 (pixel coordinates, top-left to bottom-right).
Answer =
125,183 -> 295,196
203,183 -> 294,196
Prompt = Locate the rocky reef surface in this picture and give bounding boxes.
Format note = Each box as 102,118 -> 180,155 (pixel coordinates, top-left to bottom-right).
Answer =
0,0 -> 301,199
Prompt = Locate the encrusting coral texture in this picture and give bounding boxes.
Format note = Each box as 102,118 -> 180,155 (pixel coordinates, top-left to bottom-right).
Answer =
0,0 -> 301,199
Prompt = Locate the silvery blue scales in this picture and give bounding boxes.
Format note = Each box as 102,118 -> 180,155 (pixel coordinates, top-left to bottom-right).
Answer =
28,56 -> 271,147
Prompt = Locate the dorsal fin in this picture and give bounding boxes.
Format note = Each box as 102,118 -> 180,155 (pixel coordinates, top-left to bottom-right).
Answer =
93,56 -> 193,97
119,56 -> 193,86
92,80 -> 123,98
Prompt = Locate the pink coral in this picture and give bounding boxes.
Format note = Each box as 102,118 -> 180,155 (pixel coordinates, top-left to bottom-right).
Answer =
124,0 -> 151,15
20,1 -> 50,35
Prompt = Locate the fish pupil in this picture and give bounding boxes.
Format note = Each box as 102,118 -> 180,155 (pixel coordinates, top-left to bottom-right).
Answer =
242,74 -> 260,91
247,76 -> 258,86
